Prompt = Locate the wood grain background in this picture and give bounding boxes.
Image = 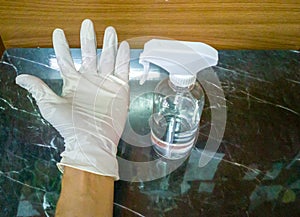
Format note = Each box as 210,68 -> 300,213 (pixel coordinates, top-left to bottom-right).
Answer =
0,1 -> 299,49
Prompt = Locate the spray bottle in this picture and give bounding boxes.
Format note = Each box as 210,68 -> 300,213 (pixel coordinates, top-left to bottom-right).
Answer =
139,39 -> 218,159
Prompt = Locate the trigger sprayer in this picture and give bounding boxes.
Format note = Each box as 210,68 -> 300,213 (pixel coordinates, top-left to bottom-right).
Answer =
139,39 -> 218,159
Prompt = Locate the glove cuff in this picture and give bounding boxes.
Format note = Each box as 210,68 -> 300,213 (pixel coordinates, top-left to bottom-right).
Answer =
57,159 -> 119,180
57,135 -> 119,180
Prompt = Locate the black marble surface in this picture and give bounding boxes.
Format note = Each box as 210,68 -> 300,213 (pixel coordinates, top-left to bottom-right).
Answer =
0,49 -> 299,217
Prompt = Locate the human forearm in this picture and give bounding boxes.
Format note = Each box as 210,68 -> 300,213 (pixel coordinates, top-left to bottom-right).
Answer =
55,166 -> 114,217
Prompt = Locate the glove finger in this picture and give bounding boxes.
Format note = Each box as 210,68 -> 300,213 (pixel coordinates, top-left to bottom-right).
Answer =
80,19 -> 97,74
53,29 -> 78,96
16,74 -> 59,103
115,41 -> 130,83
53,29 -> 77,77
98,26 -> 118,76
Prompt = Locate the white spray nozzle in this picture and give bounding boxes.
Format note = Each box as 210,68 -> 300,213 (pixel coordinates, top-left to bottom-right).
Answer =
139,39 -> 218,87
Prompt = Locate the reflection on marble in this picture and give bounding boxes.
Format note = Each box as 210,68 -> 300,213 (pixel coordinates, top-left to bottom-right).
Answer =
0,49 -> 299,216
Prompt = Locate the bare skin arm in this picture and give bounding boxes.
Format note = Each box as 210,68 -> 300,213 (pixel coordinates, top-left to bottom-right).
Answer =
55,166 -> 114,217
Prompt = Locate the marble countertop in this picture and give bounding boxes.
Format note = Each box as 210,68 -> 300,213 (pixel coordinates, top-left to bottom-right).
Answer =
0,49 -> 299,217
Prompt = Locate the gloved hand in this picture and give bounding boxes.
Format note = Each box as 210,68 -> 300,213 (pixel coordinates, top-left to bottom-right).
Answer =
15,19 -> 130,180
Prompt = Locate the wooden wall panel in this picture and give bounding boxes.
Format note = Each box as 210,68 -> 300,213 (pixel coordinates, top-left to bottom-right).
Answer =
0,1 -> 299,49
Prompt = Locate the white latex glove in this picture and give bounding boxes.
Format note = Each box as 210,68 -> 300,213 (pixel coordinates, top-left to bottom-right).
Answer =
15,19 -> 130,180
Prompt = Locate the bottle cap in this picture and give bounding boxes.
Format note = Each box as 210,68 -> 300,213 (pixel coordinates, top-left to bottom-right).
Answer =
169,74 -> 196,88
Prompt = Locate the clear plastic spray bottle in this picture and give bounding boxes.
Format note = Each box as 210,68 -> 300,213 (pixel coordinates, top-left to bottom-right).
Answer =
139,39 -> 218,159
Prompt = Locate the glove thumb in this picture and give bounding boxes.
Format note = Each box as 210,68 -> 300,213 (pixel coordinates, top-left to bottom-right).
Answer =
16,74 -> 58,103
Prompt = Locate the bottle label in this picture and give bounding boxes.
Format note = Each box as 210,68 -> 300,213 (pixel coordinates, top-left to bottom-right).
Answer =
151,131 -> 195,153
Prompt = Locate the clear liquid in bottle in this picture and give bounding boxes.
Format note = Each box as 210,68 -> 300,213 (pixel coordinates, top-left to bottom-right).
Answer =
150,78 -> 204,159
